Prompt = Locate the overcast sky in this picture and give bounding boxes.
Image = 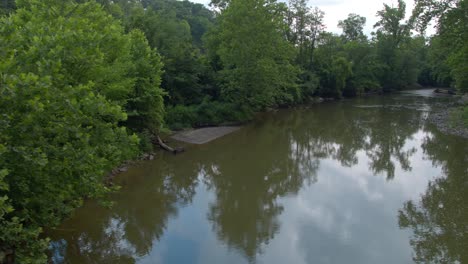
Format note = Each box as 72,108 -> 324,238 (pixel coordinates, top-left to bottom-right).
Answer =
190,0 -> 434,35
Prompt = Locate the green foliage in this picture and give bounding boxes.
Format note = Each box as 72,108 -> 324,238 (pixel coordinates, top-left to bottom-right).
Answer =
109,0 -> 216,106
166,99 -> 252,129
441,0 -> 468,92
0,0 -> 167,261
0,0 -> 15,15
165,105 -> 198,129
418,36 -> 450,87
298,71 -> 320,99
374,0 -> 410,46
331,57 -> 353,97
286,1 -> 325,71
373,0 -> 421,91
212,0 -> 300,111
313,33 -> 347,98
316,54 -> 352,98
0,168 -> 48,264
126,29 -> 165,133
412,0 -> 467,92
343,41 -> 383,95
338,13 -> 367,42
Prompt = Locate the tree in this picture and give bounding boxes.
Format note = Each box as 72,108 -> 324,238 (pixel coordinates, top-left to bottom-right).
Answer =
313,32 -> 345,97
373,0 -> 419,90
304,7 -> 326,70
126,30 -> 165,134
212,0 -> 299,110
285,2 -> 325,98
412,0 -> 467,129
374,0 -> 410,47
331,57 -> 353,98
113,0 -> 217,106
343,41 -> 383,96
0,0 -> 167,261
338,13 -> 367,42
410,0 -> 459,33
412,0 -> 467,92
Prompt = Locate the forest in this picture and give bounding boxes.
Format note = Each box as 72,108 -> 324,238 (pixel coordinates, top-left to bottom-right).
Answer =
0,0 -> 466,262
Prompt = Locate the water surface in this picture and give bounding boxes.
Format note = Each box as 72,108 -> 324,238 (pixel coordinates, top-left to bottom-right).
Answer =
49,91 -> 468,264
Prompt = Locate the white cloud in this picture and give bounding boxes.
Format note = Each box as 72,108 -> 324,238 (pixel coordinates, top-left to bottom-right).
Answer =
189,0 -> 437,36
310,0 -> 417,35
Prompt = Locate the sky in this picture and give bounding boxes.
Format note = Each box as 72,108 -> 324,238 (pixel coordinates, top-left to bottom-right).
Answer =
189,0 -> 434,36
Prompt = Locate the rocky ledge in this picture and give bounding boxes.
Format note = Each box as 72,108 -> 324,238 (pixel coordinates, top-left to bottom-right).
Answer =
427,99 -> 468,139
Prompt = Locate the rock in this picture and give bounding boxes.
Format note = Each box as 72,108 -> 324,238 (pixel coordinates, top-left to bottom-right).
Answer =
426,106 -> 468,138
149,155 -> 154,160
118,167 -> 128,173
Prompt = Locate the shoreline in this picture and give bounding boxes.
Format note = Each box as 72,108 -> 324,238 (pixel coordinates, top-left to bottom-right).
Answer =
426,91 -> 468,138
109,90 -> 467,183
426,104 -> 468,139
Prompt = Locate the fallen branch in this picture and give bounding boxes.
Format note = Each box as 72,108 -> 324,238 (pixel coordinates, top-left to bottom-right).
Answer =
156,136 -> 184,154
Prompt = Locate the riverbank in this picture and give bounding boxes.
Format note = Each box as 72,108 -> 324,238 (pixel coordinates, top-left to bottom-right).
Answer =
426,95 -> 468,138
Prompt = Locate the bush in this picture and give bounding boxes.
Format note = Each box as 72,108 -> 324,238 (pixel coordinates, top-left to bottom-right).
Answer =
165,105 -> 198,130
0,1 -> 147,261
1,166 -> 48,264
165,99 -> 253,129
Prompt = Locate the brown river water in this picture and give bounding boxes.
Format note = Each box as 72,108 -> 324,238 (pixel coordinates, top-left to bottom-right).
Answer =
48,90 -> 467,264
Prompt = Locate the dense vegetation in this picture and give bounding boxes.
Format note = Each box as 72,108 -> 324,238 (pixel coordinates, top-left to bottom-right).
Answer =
0,0 -> 466,262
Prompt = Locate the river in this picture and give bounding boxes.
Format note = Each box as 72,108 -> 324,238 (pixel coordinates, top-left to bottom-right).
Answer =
48,90 -> 468,264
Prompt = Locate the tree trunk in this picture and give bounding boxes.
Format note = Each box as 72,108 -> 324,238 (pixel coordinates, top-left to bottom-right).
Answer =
155,136 -> 184,154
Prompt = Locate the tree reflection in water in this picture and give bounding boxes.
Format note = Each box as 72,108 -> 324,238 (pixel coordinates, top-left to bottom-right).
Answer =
203,97 -> 425,261
399,128 -> 468,264
48,156 -> 200,263
49,95 -> 441,263
202,114 -> 320,262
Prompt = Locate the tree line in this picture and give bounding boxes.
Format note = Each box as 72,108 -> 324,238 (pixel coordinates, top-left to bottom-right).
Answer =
0,0 -> 466,262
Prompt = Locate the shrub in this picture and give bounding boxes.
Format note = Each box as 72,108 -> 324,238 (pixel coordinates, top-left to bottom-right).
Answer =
165,99 -> 253,129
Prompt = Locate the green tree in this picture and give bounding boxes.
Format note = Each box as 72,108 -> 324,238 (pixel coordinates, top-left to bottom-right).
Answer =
412,0 -> 467,128
212,0 -> 299,110
338,13 -> 367,42
373,0 -> 419,91
286,2 -> 324,98
115,0 -> 216,106
126,29 -> 165,134
343,41 -> 383,96
425,36 -> 453,86
0,0 -> 167,261
313,33 -> 346,98
287,1 -> 325,69
374,0 -> 410,47
412,0 -> 467,92
331,57 -> 353,98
